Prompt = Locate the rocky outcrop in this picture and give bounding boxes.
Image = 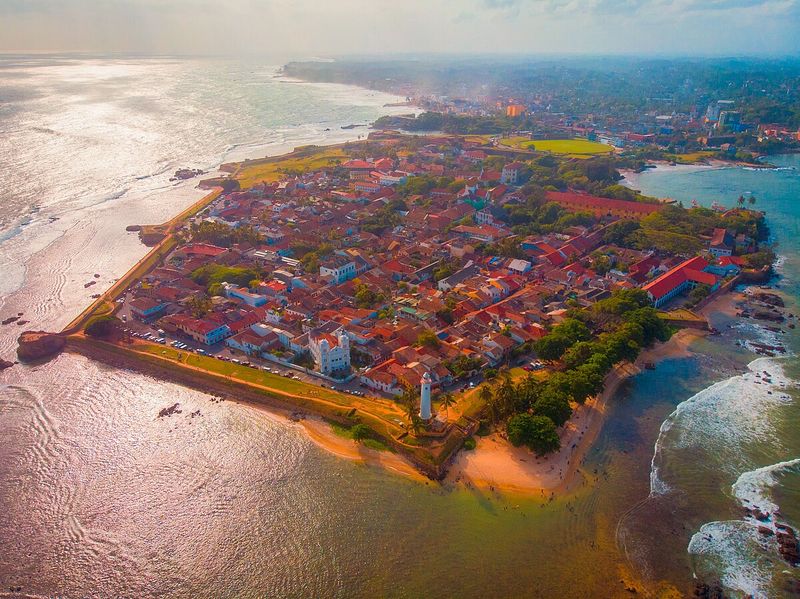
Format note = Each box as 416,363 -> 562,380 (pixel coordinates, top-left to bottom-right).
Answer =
0,358 -> 14,370
740,267 -> 772,284
16,331 -> 66,362
776,524 -> 800,566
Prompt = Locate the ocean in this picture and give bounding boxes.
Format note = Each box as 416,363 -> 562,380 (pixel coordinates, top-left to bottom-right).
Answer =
623,158 -> 800,598
1,56 -> 798,598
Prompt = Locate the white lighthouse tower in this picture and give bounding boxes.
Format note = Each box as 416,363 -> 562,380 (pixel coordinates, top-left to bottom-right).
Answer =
419,371 -> 432,421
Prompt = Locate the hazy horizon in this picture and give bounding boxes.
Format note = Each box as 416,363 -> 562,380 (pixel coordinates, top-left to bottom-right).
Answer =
1,0 -> 798,58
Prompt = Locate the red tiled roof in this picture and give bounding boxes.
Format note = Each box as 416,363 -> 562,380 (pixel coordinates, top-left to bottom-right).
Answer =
546,191 -> 662,215
342,159 -> 373,170
642,256 -> 712,300
181,243 -> 228,257
719,255 -> 745,267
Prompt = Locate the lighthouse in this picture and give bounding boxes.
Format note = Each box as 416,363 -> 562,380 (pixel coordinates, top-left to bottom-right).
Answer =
419,371 -> 432,421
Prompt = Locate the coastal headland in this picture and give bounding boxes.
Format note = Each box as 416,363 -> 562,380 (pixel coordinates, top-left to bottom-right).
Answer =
17,133 -> 773,495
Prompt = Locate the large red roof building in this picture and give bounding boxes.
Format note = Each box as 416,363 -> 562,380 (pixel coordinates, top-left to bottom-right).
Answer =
546,191 -> 663,219
642,256 -> 718,308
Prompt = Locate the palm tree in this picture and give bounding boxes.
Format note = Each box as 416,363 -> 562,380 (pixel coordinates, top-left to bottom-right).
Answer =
490,395 -> 503,426
738,195 -> 746,207
403,397 -> 416,426
400,384 -> 417,426
748,195 -> 757,206
478,385 -> 496,424
439,392 -> 455,420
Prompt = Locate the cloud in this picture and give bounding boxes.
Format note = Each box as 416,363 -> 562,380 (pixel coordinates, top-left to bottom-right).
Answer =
479,0 -> 798,16
0,0 -> 797,55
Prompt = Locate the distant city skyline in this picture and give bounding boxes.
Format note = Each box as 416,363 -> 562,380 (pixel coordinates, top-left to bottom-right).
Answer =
1,0 -> 798,57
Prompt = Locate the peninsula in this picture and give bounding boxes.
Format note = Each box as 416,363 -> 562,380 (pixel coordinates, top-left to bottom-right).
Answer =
20,131 -> 774,488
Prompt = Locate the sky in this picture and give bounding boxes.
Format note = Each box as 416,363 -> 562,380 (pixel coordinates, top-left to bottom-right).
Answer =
1,0 -> 798,57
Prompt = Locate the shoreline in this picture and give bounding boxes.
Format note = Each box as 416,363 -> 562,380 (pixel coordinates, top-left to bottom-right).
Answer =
620,156 -> 776,191
233,396 -> 426,482
297,416 -> 427,481
445,326 -> 707,498
444,285 -> 753,498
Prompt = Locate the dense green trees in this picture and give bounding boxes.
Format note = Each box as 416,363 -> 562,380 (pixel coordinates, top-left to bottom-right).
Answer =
360,198 -> 407,234
479,289 -> 672,457
417,329 -> 440,348
354,282 -> 386,309
533,318 -> 591,361
602,205 -> 768,254
506,414 -> 560,456
85,315 -> 119,338
189,222 -> 261,248
190,264 -> 260,292
744,248 -> 776,270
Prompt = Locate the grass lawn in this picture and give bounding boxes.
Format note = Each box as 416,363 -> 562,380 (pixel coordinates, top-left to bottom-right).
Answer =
659,308 -> 705,322
234,146 -> 348,188
330,422 -> 392,452
463,134 -> 493,145
664,151 -> 715,164
502,137 -> 613,156
139,344 -> 355,403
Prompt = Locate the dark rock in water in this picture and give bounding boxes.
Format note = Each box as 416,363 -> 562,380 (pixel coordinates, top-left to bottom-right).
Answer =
125,225 -> 142,232
0,359 -> 14,370
693,580 -> 727,598
758,525 -> 774,536
2,316 -> 20,325
753,292 -> 785,307
776,525 -> 800,566
158,403 -> 182,418
753,309 -> 784,322
17,331 -> 66,362
173,168 -> 204,180
15,320 -> 28,326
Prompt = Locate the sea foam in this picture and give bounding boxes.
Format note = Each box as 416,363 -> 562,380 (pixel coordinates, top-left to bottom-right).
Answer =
649,357 -> 793,496
733,458 -> 800,518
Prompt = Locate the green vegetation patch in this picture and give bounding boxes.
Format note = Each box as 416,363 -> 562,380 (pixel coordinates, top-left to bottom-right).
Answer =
504,137 -> 613,155
234,146 -> 348,188
330,422 -> 392,452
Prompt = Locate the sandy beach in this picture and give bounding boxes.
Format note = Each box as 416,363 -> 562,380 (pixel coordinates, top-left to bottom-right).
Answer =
445,324 -> 710,497
247,298 -> 724,496
298,416 -> 427,481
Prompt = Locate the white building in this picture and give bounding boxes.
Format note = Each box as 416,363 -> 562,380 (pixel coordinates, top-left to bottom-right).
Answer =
319,255 -> 357,285
500,162 -> 525,185
222,282 -> 266,307
309,328 -> 351,375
